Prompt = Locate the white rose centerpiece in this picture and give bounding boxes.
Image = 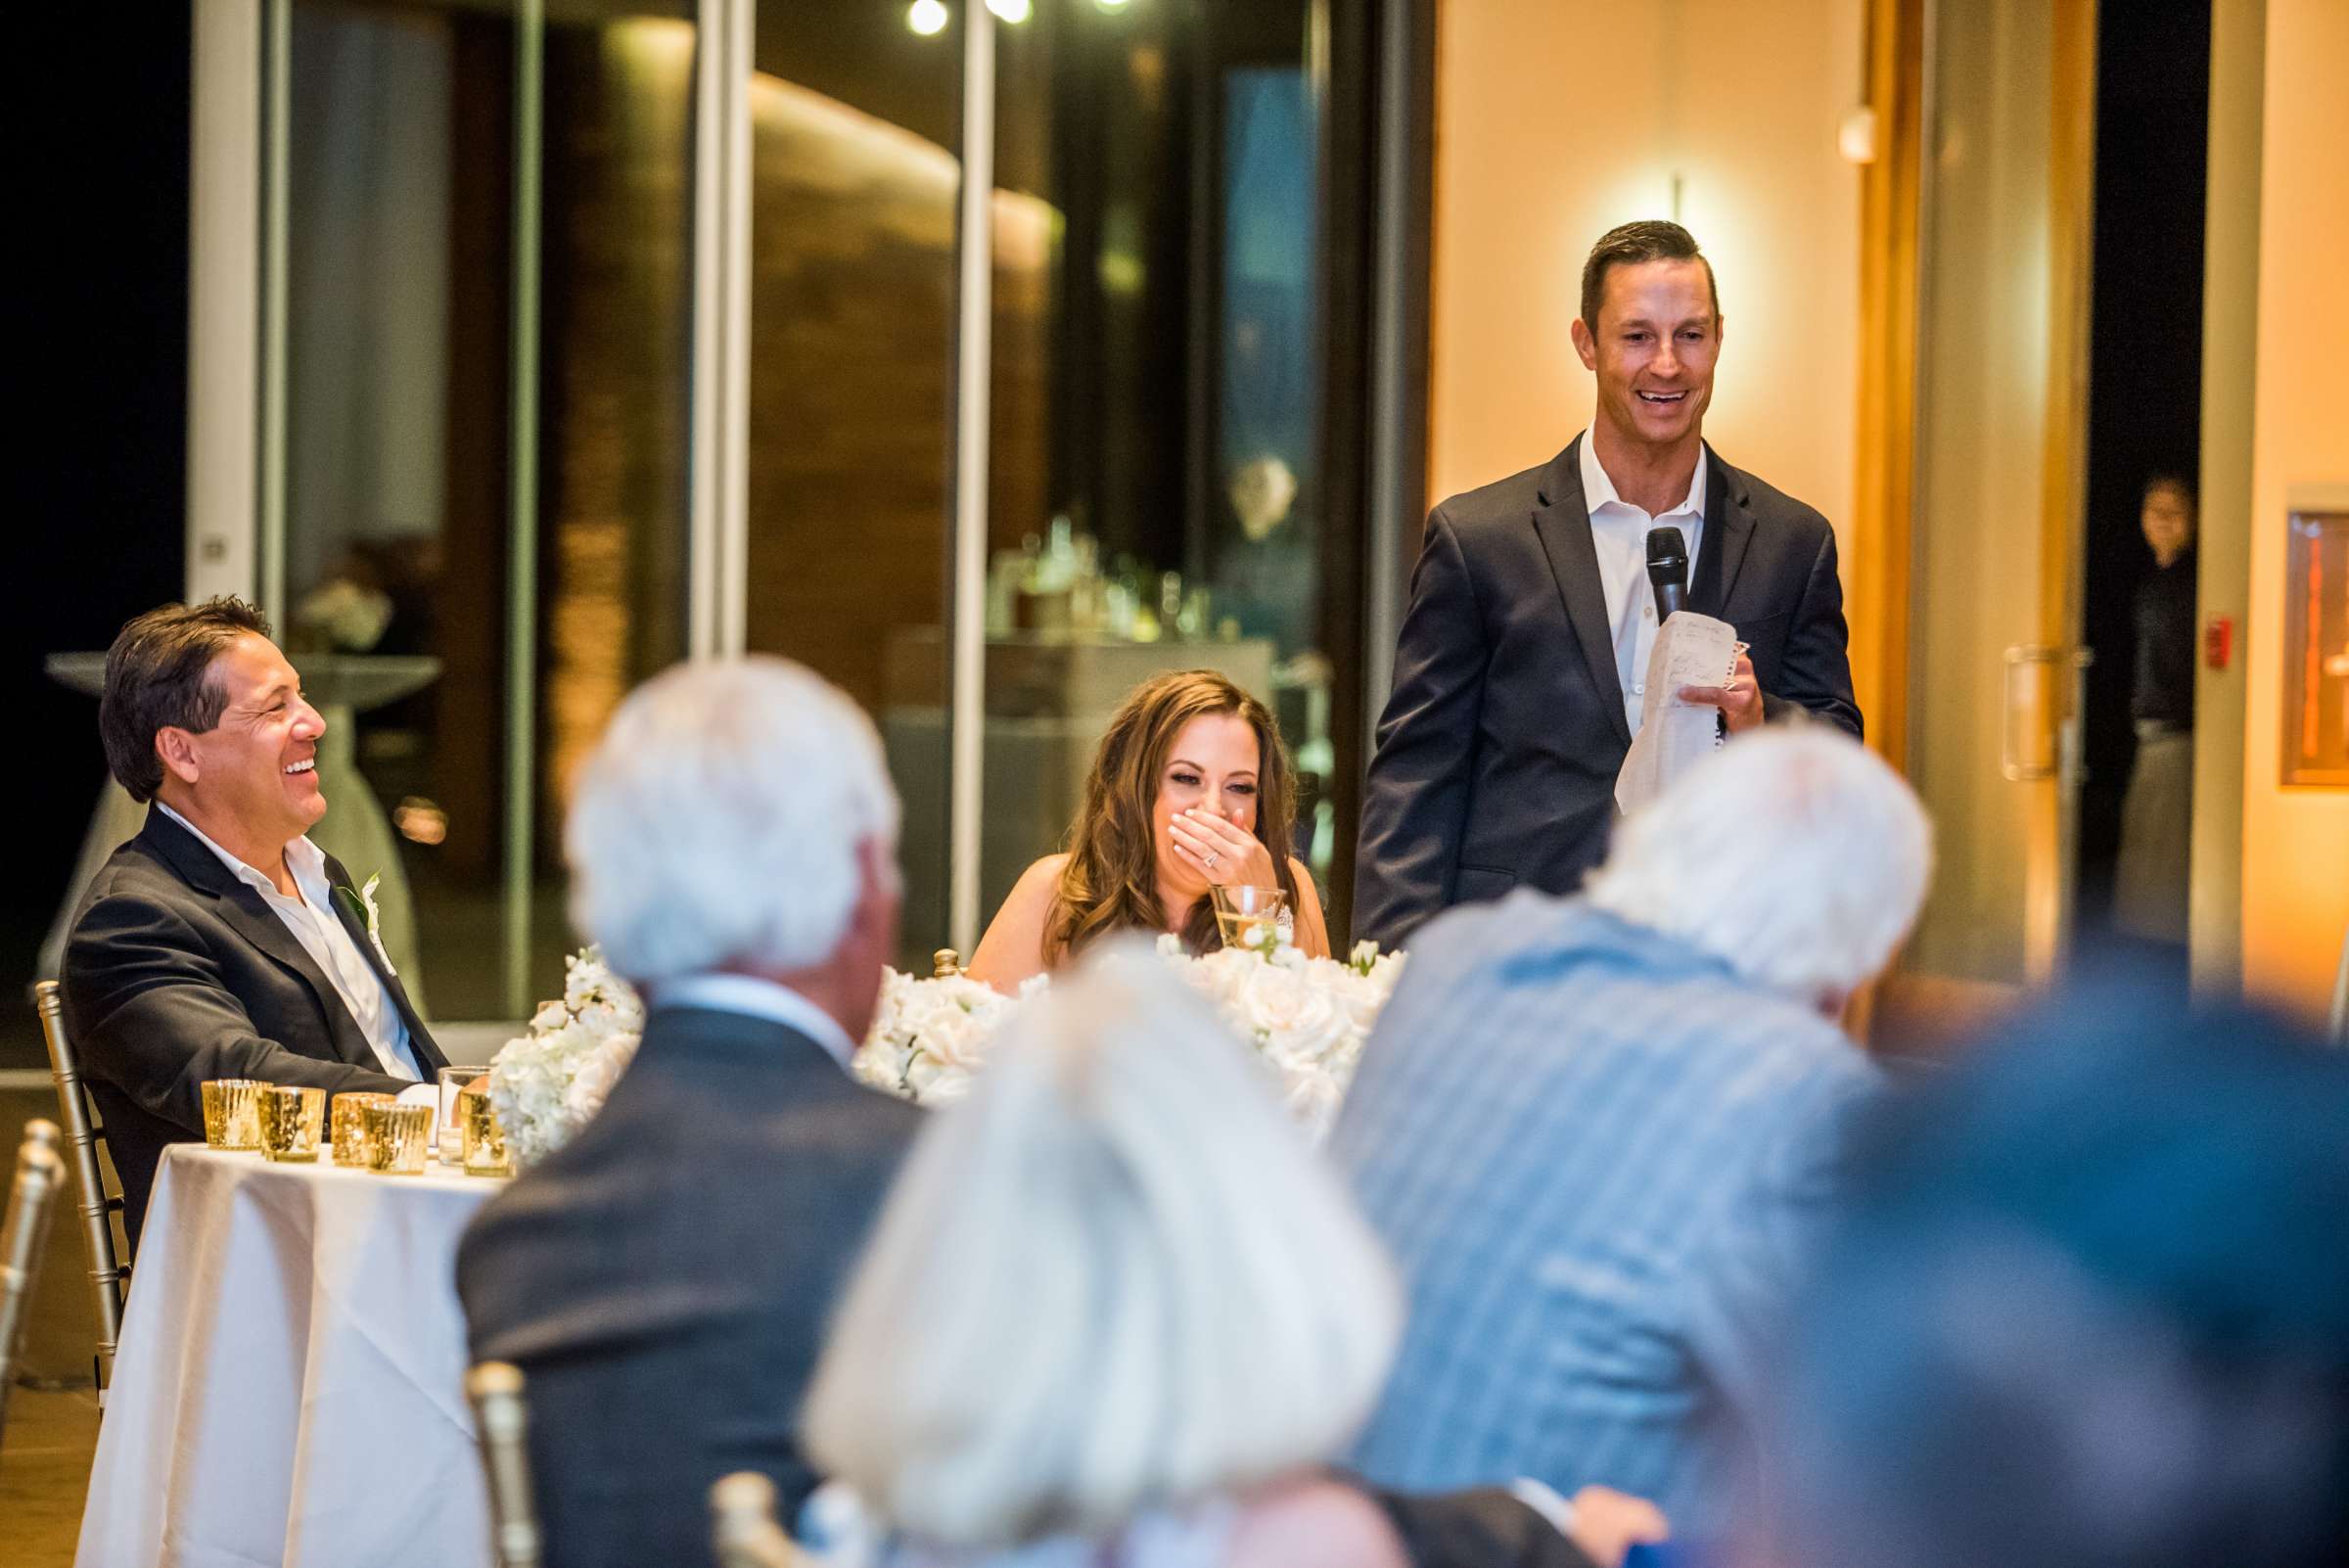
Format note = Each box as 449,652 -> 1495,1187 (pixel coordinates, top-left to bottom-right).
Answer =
498,930 -> 1407,1162
850,933 -> 1405,1139
854,968 -> 1044,1106
487,946 -> 645,1169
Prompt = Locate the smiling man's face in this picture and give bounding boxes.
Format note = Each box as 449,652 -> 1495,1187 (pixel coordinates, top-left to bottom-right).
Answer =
169,633 -> 328,849
1573,257 -> 1722,456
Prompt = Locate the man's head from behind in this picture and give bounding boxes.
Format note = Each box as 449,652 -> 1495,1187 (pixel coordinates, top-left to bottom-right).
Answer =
1585,729 -> 1931,1010
1773,992 -> 2349,1568
566,658 -> 902,1038
101,598 -> 327,852
1570,219 -> 1723,455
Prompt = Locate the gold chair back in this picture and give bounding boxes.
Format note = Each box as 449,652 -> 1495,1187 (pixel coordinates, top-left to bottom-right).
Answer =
1,1119 -> 67,1435
31,981 -> 127,1397
464,1360 -> 544,1568
711,1471 -> 810,1568
932,948 -> 963,979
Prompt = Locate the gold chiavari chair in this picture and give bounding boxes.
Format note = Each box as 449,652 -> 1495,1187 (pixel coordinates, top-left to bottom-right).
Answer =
465,1360 -> 544,1568
31,981 -> 128,1400
932,949 -> 964,980
711,1471 -> 812,1568
2,1119 -> 67,1438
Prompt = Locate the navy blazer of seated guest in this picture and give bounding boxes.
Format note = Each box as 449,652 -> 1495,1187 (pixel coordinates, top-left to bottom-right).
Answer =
1354,437 -> 1862,951
61,807 -> 446,1250
456,1002 -> 923,1568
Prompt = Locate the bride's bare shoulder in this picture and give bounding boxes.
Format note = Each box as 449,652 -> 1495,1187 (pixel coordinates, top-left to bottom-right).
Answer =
964,855 -> 1073,990
1013,853 -> 1072,902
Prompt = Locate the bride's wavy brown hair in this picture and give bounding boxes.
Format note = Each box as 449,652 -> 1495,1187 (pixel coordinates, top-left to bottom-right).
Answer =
1046,669 -> 1301,963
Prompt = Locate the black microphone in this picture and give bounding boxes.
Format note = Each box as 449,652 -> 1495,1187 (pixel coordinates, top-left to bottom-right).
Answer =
1645,526 -> 1689,623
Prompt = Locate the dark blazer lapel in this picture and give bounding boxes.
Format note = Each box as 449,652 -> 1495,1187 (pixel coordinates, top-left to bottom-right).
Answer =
1530,437 -> 1635,748
321,853 -> 448,1073
1687,445 -> 1756,620
140,811 -> 381,1070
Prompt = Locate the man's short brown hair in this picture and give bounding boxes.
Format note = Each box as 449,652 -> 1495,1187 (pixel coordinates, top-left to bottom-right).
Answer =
100,598 -> 272,803
1580,219 -> 1720,333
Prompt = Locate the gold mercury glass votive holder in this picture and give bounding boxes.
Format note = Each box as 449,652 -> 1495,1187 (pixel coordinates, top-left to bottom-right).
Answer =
361,1101 -> 434,1176
458,1088 -> 510,1177
330,1091 -> 396,1168
200,1079 -> 270,1150
257,1085 -> 326,1163
435,1066 -> 491,1165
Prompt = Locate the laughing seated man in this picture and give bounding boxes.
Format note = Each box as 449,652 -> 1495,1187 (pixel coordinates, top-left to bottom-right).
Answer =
62,598 -> 445,1248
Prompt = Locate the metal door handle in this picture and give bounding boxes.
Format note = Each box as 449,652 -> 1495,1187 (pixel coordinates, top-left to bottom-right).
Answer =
2002,646 -> 2060,781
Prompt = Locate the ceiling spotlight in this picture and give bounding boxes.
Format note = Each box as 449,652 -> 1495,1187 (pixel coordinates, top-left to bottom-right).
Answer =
986,0 -> 1033,23
1096,0 -> 1133,10
908,0 -> 948,36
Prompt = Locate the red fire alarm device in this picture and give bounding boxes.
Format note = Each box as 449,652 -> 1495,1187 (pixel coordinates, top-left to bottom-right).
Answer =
2204,615 -> 2233,670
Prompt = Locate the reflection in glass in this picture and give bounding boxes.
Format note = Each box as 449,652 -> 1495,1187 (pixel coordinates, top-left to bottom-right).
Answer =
281,0 -> 692,1018
974,0 -> 1335,943
739,2 -> 1340,964
743,5 -> 965,967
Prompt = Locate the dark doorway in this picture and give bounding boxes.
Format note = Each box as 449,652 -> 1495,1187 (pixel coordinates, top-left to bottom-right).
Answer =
2074,0 -> 2209,978
3,14 -> 191,1067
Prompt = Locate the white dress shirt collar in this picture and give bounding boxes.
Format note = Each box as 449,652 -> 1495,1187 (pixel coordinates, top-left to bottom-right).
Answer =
649,973 -> 859,1073
1579,430 -> 1708,524
157,800 -> 322,895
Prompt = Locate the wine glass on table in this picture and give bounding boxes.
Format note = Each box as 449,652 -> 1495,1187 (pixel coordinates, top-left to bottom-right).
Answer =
1210,885 -> 1288,954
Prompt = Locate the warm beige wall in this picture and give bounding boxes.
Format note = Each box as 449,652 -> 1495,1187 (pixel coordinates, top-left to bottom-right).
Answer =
2237,0 -> 2349,1021
1428,0 -> 1865,535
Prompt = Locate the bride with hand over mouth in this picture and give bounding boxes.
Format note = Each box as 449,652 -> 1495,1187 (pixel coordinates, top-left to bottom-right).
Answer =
964,669 -> 1329,991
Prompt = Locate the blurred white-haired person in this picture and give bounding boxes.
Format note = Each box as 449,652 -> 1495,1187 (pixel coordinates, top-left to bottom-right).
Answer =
1329,728 -> 1934,1542
799,944 -> 1668,1568
457,657 -> 923,1568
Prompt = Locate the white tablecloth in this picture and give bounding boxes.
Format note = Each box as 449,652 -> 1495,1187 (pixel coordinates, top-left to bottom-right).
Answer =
77,1144 -> 504,1568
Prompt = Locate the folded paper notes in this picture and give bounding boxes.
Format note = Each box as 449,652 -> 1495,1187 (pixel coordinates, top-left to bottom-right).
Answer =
1614,611 -> 1743,815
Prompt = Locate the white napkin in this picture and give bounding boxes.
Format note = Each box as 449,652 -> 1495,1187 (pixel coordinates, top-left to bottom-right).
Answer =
1614,611 -> 1741,815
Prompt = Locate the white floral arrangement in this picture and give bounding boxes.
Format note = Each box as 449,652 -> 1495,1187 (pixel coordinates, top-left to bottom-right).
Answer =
852,935 -> 1406,1142
1155,935 -> 1406,1141
492,934 -> 1406,1166
852,968 -> 1047,1107
487,946 -> 646,1169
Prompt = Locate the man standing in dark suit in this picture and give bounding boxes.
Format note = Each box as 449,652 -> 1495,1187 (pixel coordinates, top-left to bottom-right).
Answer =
1356,220 -> 1862,950
63,599 -> 446,1247
456,658 -> 921,1568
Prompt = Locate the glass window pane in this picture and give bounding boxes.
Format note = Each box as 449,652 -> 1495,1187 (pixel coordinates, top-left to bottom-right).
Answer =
280,0 -> 692,1021
742,7 -> 962,968
978,2 -> 1337,941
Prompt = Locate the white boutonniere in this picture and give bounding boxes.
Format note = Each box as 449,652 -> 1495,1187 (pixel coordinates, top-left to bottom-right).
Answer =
338,873 -> 397,977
